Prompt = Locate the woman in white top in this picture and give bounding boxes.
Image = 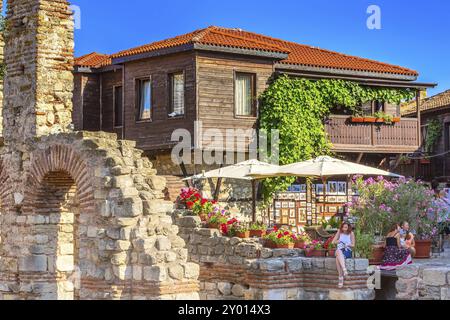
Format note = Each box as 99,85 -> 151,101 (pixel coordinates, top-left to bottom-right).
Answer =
332,222 -> 356,288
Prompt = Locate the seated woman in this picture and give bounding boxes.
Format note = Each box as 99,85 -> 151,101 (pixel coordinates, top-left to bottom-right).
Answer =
400,221 -> 416,257
380,224 -> 413,271
332,222 -> 355,288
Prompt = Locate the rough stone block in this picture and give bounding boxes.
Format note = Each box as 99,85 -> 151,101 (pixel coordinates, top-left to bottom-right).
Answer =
329,289 -> 355,300
19,255 -> 47,272
218,282 -> 232,296
397,265 -> 420,279
56,255 -> 74,272
231,284 -> 245,297
286,258 -> 303,273
168,264 -> 185,280
354,259 -> 369,271
143,265 -> 167,282
183,262 -> 200,279
259,259 -> 285,272
423,267 -> 448,286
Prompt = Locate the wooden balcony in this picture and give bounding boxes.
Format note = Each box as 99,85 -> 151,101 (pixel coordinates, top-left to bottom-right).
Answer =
325,115 -> 420,153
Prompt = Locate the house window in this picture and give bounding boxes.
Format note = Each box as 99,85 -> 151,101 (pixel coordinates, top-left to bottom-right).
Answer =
374,101 -> 385,113
137,78 -> 152,121
113,86 -> 123,127
169,72 -> 185,117
235,73 -> 256,117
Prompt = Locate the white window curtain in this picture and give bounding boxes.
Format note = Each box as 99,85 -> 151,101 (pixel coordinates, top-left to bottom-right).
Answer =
235,74 -> 253,116
139,79 -> 151,120
171,73 -> 185,116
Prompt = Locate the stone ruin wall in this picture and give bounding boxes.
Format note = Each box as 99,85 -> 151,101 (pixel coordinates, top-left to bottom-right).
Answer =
396,263 -> 450,300
0,0 -> 199,300
174,213 -> 375,300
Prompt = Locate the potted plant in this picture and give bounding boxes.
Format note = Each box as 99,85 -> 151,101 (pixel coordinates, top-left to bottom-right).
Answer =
263,227 -> 295,249
324,237 -> 337,257
220,218 -> 239,237
392,117 -> 401,123
350,111 -> 364,123
294,232 -> 311,249
249,222 -> 267,238
363,116 -> 376,123
206,209 -> 229,229
374,111 -> 394,124
306,240 -> 327,257
235,223 -> 250,239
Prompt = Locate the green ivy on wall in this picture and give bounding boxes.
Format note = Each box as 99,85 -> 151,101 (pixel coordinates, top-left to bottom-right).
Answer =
424,119 -> 443,154
258,75 -> 416,201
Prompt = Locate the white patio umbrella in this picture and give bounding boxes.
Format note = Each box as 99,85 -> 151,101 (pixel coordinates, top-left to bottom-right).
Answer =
184,159 -> 281,222
248,156 -> 402,179
247,156 -> 402,222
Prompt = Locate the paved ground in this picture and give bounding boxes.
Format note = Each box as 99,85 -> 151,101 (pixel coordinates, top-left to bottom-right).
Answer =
413,238 -> 450,267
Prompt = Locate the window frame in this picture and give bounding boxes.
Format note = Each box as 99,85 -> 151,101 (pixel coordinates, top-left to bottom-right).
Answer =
168,70 -> 186,119
112,85 -> 123,128
233,71 -> 257,118
135,76 -> 153,123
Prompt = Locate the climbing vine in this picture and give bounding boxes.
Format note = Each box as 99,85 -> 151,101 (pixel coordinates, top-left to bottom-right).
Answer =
259,75 -> 416,201
0,14 -> 6,81
424,119 -> 443,154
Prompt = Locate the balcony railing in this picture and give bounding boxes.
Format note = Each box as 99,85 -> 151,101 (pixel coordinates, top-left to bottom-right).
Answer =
325,115 -> 420,153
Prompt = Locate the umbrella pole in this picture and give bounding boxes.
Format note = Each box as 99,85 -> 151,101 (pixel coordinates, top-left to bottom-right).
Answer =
213,178 -> 223,202
322,178 -> 326,222
251,180 -> 257,223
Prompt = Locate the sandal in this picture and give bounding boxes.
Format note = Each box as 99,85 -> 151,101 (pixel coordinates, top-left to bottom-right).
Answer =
338,277 -> 344,288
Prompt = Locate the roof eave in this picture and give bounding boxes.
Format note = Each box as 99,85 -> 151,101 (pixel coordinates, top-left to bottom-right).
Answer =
193,43 -> 289,60
275,62 -> 418,82
111,43 -> 196,64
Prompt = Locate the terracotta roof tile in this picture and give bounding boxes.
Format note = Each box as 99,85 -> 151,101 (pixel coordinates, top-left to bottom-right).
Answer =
74,52 -> 111,68
76,26 -> 418,77
402,89 -> 450,115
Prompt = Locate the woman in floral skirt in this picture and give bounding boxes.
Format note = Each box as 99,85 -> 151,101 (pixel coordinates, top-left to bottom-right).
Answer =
380,223 -> 412,271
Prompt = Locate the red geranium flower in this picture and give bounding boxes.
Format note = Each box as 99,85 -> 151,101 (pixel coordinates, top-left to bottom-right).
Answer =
186,201 -> 194,208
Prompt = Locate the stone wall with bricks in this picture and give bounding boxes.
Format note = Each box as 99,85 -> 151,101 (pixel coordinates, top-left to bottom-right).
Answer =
174,214 -> 375,300
0,0 -> 199,300
396,264 -> 450,300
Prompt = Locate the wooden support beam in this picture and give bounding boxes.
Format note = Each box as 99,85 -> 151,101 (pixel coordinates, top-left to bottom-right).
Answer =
213,178 -> 222,201
356,153 -> 364,164
417,90 -> 422,147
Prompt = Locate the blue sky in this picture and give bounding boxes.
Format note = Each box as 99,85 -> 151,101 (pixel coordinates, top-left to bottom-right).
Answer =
72,0 -> 450,96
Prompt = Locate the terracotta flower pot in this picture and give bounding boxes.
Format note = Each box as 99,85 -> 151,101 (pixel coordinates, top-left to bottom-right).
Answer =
415,239 -> 432,259
375,118 -> 385,123
420,159 -> 431,165
392,117 -> 401,123
207,223 -> 220,229
250,230 -> 266,238
351,117 -> 364,123
369,245 -> 385,265
327,249 -> 336,257
364,117 -> 376,123
236,231 -> 250,239
274,243 -> 295,249
305,248 -> 327,257
311,249 -> 327,257
294,241 -> 306,249
199,214 -> 208,222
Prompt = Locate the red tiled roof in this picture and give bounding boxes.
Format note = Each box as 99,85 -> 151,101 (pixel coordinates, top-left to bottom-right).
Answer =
74,52 -> 111,68
76,26 -> 418,77
402,89 -> 450,115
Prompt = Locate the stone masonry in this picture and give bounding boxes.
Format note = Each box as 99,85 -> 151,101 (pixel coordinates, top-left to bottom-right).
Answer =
175,214 -> 375,300
396,262 -> 450,300
0,0 -> 199,300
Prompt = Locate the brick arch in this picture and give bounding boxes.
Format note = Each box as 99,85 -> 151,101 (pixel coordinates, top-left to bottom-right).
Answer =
23,144 -> 95,214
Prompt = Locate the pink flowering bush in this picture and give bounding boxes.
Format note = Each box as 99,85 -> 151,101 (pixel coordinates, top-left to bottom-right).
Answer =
350,176 -> 440,240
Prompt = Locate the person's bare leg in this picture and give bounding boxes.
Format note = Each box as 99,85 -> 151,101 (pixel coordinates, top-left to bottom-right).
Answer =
336,250 -> 344,288
409,247 -> 416,258
337,250 -> 348,276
